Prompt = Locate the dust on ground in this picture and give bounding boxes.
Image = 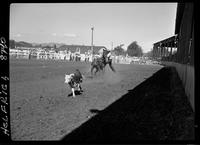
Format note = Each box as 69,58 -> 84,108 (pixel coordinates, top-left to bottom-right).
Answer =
10,59 -> 163,140
103,67 -> 122,84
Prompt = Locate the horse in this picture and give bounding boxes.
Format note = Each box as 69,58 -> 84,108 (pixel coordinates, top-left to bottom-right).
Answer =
91,55 -> 116,76
91,57 -> 105,75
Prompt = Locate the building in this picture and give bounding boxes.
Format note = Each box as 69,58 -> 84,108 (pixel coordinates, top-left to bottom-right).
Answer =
153,3 -> 194,110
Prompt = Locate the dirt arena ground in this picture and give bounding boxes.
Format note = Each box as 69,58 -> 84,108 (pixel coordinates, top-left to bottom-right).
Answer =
63,66 -> 194,142
10,59 -> 163,140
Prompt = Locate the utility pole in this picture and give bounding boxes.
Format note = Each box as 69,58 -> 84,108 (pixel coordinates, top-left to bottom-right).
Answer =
91,27 -> 94,61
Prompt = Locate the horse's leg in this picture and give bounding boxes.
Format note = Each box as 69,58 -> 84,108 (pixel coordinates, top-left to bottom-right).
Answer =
104,63 -> 106,71
109,61 -> 116,72
98,64 -> 103,75
91,66 -> 94,76
94,66 -> 99,76
102,64 -> 105,74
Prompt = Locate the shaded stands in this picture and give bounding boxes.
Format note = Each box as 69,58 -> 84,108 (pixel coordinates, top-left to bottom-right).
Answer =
153,3 -> 194,65
153,3 -> 194,111
175,3 -> 194,65
153,35 -> 178,62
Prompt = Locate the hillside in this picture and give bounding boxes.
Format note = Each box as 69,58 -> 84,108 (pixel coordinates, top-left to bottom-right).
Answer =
9,40 -> 106,54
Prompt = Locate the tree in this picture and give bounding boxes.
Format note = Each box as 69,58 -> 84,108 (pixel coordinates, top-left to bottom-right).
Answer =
127,41 -> 143,57
113,45 -> 126,56
144,49 -> 153,57
54,44 -> 59,53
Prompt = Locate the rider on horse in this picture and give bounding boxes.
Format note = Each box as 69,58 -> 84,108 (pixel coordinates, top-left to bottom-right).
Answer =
99,47 -> 112,64
91,47 -> 115,75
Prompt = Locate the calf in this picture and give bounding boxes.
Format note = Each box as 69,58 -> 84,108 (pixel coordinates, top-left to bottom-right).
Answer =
65,69 -> 84,97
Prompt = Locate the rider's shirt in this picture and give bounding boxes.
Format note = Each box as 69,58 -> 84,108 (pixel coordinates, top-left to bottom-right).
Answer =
107,51 -> 111,58
103,50 -> 111,61
98,48 -> 112,64
99,48 -> 104,57
102,49 -> 110,57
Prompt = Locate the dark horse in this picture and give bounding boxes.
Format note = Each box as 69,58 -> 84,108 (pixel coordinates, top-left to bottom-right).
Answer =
91,55 -> 116,76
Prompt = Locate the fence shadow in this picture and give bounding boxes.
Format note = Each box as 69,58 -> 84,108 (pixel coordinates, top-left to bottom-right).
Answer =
61,67 -> 194,143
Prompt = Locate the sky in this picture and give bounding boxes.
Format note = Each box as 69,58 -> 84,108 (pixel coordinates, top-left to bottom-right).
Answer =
10,3 -> 177,53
